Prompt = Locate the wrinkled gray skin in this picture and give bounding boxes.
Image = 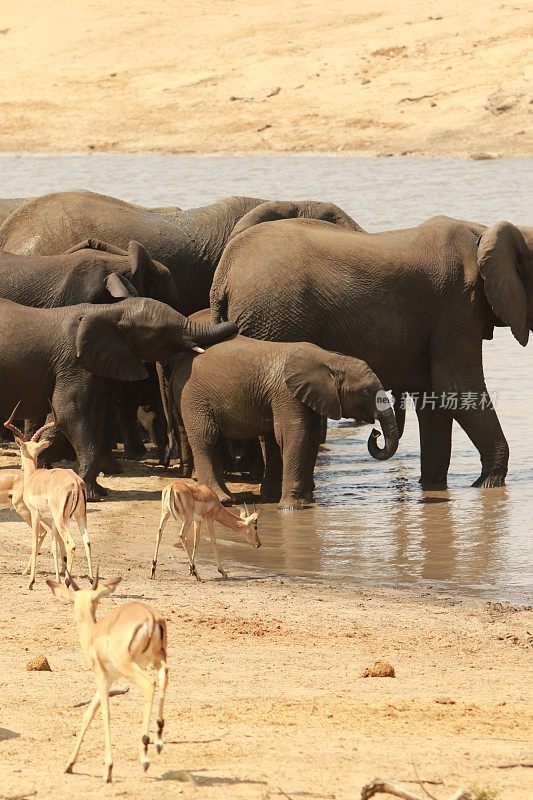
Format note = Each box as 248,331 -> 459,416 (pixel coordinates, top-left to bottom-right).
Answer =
161,335 -> 398,510
0,297 -> 236,500
0,239 -> 179,309
0,238 -> 180,468
212,216 -> 533,489
0,191 -> 362,315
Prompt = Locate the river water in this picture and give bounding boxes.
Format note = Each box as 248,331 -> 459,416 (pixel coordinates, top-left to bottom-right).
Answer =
1,154 -> 532,602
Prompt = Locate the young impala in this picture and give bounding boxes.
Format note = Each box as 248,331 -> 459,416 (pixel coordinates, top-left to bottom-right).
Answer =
151,479 -> 260,581
0,468 -> 57,575
4,405 -> 93,589
47,569 -> 169,783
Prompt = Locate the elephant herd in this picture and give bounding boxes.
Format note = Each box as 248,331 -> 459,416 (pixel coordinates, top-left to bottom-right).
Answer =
0,188 -> 531,510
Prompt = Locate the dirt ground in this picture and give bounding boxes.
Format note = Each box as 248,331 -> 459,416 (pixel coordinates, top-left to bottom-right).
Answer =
0,0 -> 531,156
0,448 -> 532,800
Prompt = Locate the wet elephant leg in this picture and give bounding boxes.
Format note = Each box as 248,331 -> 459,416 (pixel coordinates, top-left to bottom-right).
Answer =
416,405 -> 453,490
454,402 -> 509,487
275,412 -> 321,510
52,376 -> 108,501
260,433 -> 282,502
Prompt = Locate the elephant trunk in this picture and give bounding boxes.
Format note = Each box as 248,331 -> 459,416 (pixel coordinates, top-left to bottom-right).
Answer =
185,318 -> 238,347
367,393 -> 399,461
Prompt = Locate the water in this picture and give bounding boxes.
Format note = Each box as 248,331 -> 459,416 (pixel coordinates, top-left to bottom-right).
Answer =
1,153 -> 532,602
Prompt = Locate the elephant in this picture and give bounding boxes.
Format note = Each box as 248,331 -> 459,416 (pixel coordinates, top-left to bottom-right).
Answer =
211,216 -> 533,490
160,335 -> 399,510
0,239 -> 179,310
0,238 -> 181,465
0,190 -> 362,316
0,297 -> 237,500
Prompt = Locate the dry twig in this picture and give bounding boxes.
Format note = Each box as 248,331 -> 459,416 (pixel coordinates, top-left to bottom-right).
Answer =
361,780 -> 472,800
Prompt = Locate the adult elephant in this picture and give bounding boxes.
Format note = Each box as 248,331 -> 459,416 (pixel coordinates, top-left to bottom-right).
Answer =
0,297 -> 236,500
211,216 -> 533,489
0,190 -> 362,315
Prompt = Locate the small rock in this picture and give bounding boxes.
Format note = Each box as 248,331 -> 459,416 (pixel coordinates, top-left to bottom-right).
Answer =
257,124 -> 272,132
484,89 -> 521,115
27,655 -> 51,671
360,660 -> 395,678
361,78 -> 371,85
435,696 -> 456,704
470,152 -> 497,160
266,86 -> 281,98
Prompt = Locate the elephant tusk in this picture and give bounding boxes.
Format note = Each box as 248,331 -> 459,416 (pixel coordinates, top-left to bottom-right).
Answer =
191,346 -> 205,354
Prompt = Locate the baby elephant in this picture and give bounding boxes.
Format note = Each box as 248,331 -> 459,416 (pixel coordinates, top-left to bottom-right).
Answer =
166,336 -> 399,510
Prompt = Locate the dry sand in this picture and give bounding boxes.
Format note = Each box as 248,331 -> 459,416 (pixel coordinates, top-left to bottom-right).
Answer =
1,448 -> 532,800
0,0 -> 531,156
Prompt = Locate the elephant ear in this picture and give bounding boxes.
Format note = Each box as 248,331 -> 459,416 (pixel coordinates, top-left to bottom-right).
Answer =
127,241 -> 159,293
76,312 -> 148,381
283,350 -> 342,419
478,221 -> 531,346
105,272 -> 139,299
229,201 -> 299,240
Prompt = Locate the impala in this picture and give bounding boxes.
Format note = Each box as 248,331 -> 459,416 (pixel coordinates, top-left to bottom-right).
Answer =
47,569 -> 169,783
151,479 -> 260,581
0,468 -> 58,575
4,405 -> 93,589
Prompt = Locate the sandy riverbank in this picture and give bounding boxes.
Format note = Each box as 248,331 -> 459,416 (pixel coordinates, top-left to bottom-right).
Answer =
0,1 -> 531,156
0,449 -> 532,800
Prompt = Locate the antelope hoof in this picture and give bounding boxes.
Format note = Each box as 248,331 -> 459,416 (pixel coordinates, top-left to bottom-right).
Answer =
28,579 -> 34,591
150,562 -> 156,579
65,763 -> 74,774
218,569 -> 228,579
156,744 -> 163,755
189,565 -> 202,582
142,759 -> 150,773
104,764 -> 113,783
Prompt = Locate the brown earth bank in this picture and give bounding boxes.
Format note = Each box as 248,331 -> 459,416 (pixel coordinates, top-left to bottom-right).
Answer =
0,449 -> 532,800
0,1 -> 531,156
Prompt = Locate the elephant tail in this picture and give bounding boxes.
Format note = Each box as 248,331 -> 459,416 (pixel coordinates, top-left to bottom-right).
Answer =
156,361 -> 175,468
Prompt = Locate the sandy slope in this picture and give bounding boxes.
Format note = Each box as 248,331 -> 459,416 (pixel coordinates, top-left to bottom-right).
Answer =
0,0 -> 531,155
0,450 -> 532,800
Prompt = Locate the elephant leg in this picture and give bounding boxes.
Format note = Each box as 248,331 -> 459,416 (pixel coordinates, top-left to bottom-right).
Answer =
186,422 -> 233,504
118,403 -> 146,459
417,405 -> 453,490
52,377 -> 107,502
176,421 -> 194,478
137,403 -> 167,463
454,403 -> 509,487
97,389 -> 123,476
276,414 -> 320,511
260,434 -> 282,502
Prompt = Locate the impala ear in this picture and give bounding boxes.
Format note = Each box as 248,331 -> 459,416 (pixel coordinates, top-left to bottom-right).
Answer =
284,349 -> 342,419
478,221 -> 531,346
46,579 -> 74,603
76,311 -> 148,381
93,576 -> 122,600
105,272 -> 139,299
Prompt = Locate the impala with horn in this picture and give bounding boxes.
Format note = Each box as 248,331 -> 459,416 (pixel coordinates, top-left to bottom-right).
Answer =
47,568 -> 169,783
151,480 -> 260,581
4,403 -> 93,589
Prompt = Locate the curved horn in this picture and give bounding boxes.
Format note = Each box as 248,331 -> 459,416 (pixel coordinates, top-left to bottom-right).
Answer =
243,501 -> 249,516
31,402 -> 59,442
91,563 -> 99,590
65,570 -> 80,591
4,402 -> 26,441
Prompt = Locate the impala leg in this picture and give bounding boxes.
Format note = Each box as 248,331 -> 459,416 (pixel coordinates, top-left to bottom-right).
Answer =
155,660 -> 169,754
28,513 -> 41,590
77,517 -> 93,581
22,523 -> 47,576
119,664 -> 156,773
207,519 -> 228,579
151,509 -> 169,579
190,520 -> 202,577
178,521 -> 200,581
65,691 -> 101,774
94,671 -> 113,783
51,529 -> 60,582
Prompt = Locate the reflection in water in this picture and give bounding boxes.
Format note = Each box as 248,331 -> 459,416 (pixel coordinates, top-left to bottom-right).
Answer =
1,154 -> 532,602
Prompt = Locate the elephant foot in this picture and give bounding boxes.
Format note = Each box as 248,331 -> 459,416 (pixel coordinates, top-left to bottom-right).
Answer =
98,454 -> 124,475
419,476 -> 448,491
472,473 -> 506,488
278,497 -> 305,512
86,481 -> 107,502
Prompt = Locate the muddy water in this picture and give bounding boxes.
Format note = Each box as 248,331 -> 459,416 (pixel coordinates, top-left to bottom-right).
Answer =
1,154 -> 532,602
